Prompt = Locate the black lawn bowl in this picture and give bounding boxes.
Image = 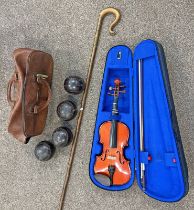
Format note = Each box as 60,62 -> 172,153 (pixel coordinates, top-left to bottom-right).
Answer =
57,100 -> 77,121
34,141 -> 55,161
64,76 -> 85,94
52,127 -> 73,147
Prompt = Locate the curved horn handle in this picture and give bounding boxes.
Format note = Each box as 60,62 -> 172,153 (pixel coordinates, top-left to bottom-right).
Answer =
99,7 -> 121,35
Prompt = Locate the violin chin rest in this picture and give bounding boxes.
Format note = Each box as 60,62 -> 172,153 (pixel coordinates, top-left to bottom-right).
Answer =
94,174 -> 111,186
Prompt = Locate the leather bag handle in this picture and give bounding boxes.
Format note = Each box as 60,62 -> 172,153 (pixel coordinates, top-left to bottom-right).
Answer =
7,74 -> 18,107
31,75 -> 52,114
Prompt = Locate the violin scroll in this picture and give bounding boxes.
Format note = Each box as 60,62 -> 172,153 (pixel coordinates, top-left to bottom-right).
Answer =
108,79 -> 126,96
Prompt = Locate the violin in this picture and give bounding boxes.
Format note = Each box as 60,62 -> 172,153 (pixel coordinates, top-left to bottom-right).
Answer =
94,79 -> 131,186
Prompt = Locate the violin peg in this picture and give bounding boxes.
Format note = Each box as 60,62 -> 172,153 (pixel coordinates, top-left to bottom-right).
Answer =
108,93 -> 114,96
109,86 -> 117,91
119,90 -> 126,93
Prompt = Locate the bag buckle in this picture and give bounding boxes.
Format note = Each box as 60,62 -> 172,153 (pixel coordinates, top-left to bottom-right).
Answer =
36,74 -> 48,82
33,105 -> 38,114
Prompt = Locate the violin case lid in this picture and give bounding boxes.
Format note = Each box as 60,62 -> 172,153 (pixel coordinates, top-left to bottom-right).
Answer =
89,39 -> 189,202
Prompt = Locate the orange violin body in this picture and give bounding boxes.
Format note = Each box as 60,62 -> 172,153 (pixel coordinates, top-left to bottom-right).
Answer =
94,79 -> 131,186
94,121 -> 131,185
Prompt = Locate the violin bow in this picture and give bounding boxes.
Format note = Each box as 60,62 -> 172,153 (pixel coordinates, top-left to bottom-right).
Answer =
58,8 -> 121,210
138,59 -> 145,191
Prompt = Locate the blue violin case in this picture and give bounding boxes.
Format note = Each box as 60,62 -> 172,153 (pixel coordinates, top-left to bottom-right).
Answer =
89,40 -> 189,202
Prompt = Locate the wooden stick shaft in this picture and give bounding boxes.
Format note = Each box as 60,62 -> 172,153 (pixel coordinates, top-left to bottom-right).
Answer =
58,18 -> 102,210
58,8 -> 120,210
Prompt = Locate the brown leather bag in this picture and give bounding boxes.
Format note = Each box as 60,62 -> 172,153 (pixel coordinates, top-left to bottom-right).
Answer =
7,48 -> 53,143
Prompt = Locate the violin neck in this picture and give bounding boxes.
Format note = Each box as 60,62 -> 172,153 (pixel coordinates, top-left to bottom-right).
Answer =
112,95 -> 119,115
110,95 -> 119,148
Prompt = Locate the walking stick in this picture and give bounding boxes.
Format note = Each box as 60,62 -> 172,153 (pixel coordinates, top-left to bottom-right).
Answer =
58,8 -> 121,210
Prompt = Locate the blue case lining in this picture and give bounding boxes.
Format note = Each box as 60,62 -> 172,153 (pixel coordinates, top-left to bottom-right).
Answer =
89,40 -> 188,201
89,45 -> 134,191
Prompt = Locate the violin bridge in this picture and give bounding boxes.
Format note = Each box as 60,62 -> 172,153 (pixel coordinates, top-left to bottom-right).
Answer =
107,155 -> 116,160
